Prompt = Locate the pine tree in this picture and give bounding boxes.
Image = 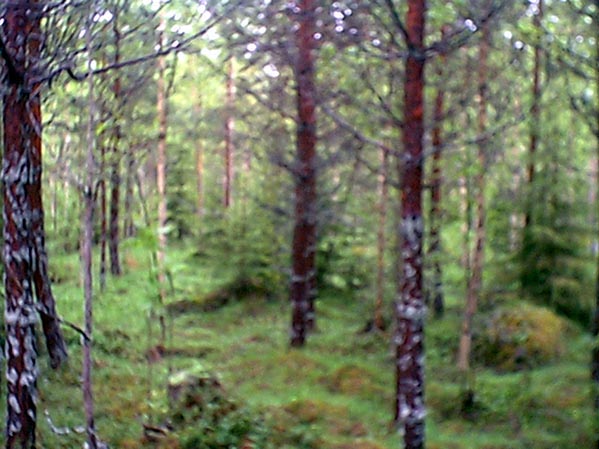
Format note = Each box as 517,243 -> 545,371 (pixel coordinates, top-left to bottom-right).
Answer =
2,2 -> 68,446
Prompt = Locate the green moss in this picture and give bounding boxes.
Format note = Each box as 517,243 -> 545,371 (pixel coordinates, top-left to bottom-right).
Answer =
323,364 -> 383,397
284,398 -> 343,424
427,442 -> 463,449
13,244 -> 593,449
427,381 -> 463,420
475,304 -> 567,371
331,441 -> 386,449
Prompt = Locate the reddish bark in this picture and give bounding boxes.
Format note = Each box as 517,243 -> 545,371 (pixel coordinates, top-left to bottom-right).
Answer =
394,1 -> 426,447
28,18 -> 68,371
290,0 -> 318,347
3,80 -> 39,449
223,58 -> 235,209
2,2 -> 67,447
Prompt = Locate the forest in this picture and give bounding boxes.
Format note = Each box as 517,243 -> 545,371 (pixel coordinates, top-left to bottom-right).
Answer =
0,0 -> 597,448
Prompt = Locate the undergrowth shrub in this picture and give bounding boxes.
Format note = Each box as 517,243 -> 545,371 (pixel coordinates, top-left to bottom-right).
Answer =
475,303 -> 566,371
514,158 -> 593,326
197,200 -> 287,299
519,224 -> 592,325
167,365 -> 319,449
317,224 -> 373,292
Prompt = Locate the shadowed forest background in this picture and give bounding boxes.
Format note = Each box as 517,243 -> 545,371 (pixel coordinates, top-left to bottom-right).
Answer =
0,0 -> 597,448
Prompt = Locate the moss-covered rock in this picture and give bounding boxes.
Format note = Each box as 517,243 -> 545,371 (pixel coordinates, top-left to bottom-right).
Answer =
475,304 -> 567,371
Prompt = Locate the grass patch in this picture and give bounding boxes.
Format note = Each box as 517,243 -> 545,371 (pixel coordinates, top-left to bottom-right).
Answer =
0,244 -> 592,449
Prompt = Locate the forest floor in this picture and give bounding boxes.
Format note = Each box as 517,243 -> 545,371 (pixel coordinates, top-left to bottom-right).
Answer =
3,244 -> 594,448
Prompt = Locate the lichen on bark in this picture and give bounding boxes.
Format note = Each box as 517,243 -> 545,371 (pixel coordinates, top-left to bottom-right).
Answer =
2,2 -> 68,447
394,0 -> 427,447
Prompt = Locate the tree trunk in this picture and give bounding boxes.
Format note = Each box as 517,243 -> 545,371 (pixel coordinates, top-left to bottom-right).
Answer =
109,9 -> 122,276
123,145 -> 136,238
131,175 -> 148,232
428,26 -> 448,319
156,19 -> 169,341
4,75 -> 39,449
290,0 -> 318,347
460,51 -> 474,276
109,145 -> 122,275
394,1 -> 426,447
195,97 -> 205,219
591,10 -> 599,448
223,58 -> 235,209
82,20 -> 99,448
460,176 -> 473,274
27,7 -> 68,374
374,146 -> 389,331
3,2 -> 67,447
457,21 -> 490,374
524,0 -> 543,229
99,139 -> 107,291
593,9 -> 599,339
52,139 -> 66,233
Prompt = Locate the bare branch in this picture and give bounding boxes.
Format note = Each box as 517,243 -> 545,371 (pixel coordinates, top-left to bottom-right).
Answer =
321,104 -> 397,158
426,0 -> 512,57
382,0 -> 410,45
32,3 -> 232,87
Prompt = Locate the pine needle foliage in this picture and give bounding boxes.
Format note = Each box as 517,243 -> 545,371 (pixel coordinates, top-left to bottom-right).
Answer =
518,165 -> 593,325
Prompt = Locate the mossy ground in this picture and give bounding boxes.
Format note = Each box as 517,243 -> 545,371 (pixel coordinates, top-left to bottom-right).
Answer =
2,245 -> 594,448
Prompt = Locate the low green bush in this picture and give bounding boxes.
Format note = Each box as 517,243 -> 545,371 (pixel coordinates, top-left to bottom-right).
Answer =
475,304 -> 567,371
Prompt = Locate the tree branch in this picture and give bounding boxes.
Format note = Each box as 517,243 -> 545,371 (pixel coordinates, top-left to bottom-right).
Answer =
382,0 -> 410,45
321,104 -> 398,158
32,6 -> 230,86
